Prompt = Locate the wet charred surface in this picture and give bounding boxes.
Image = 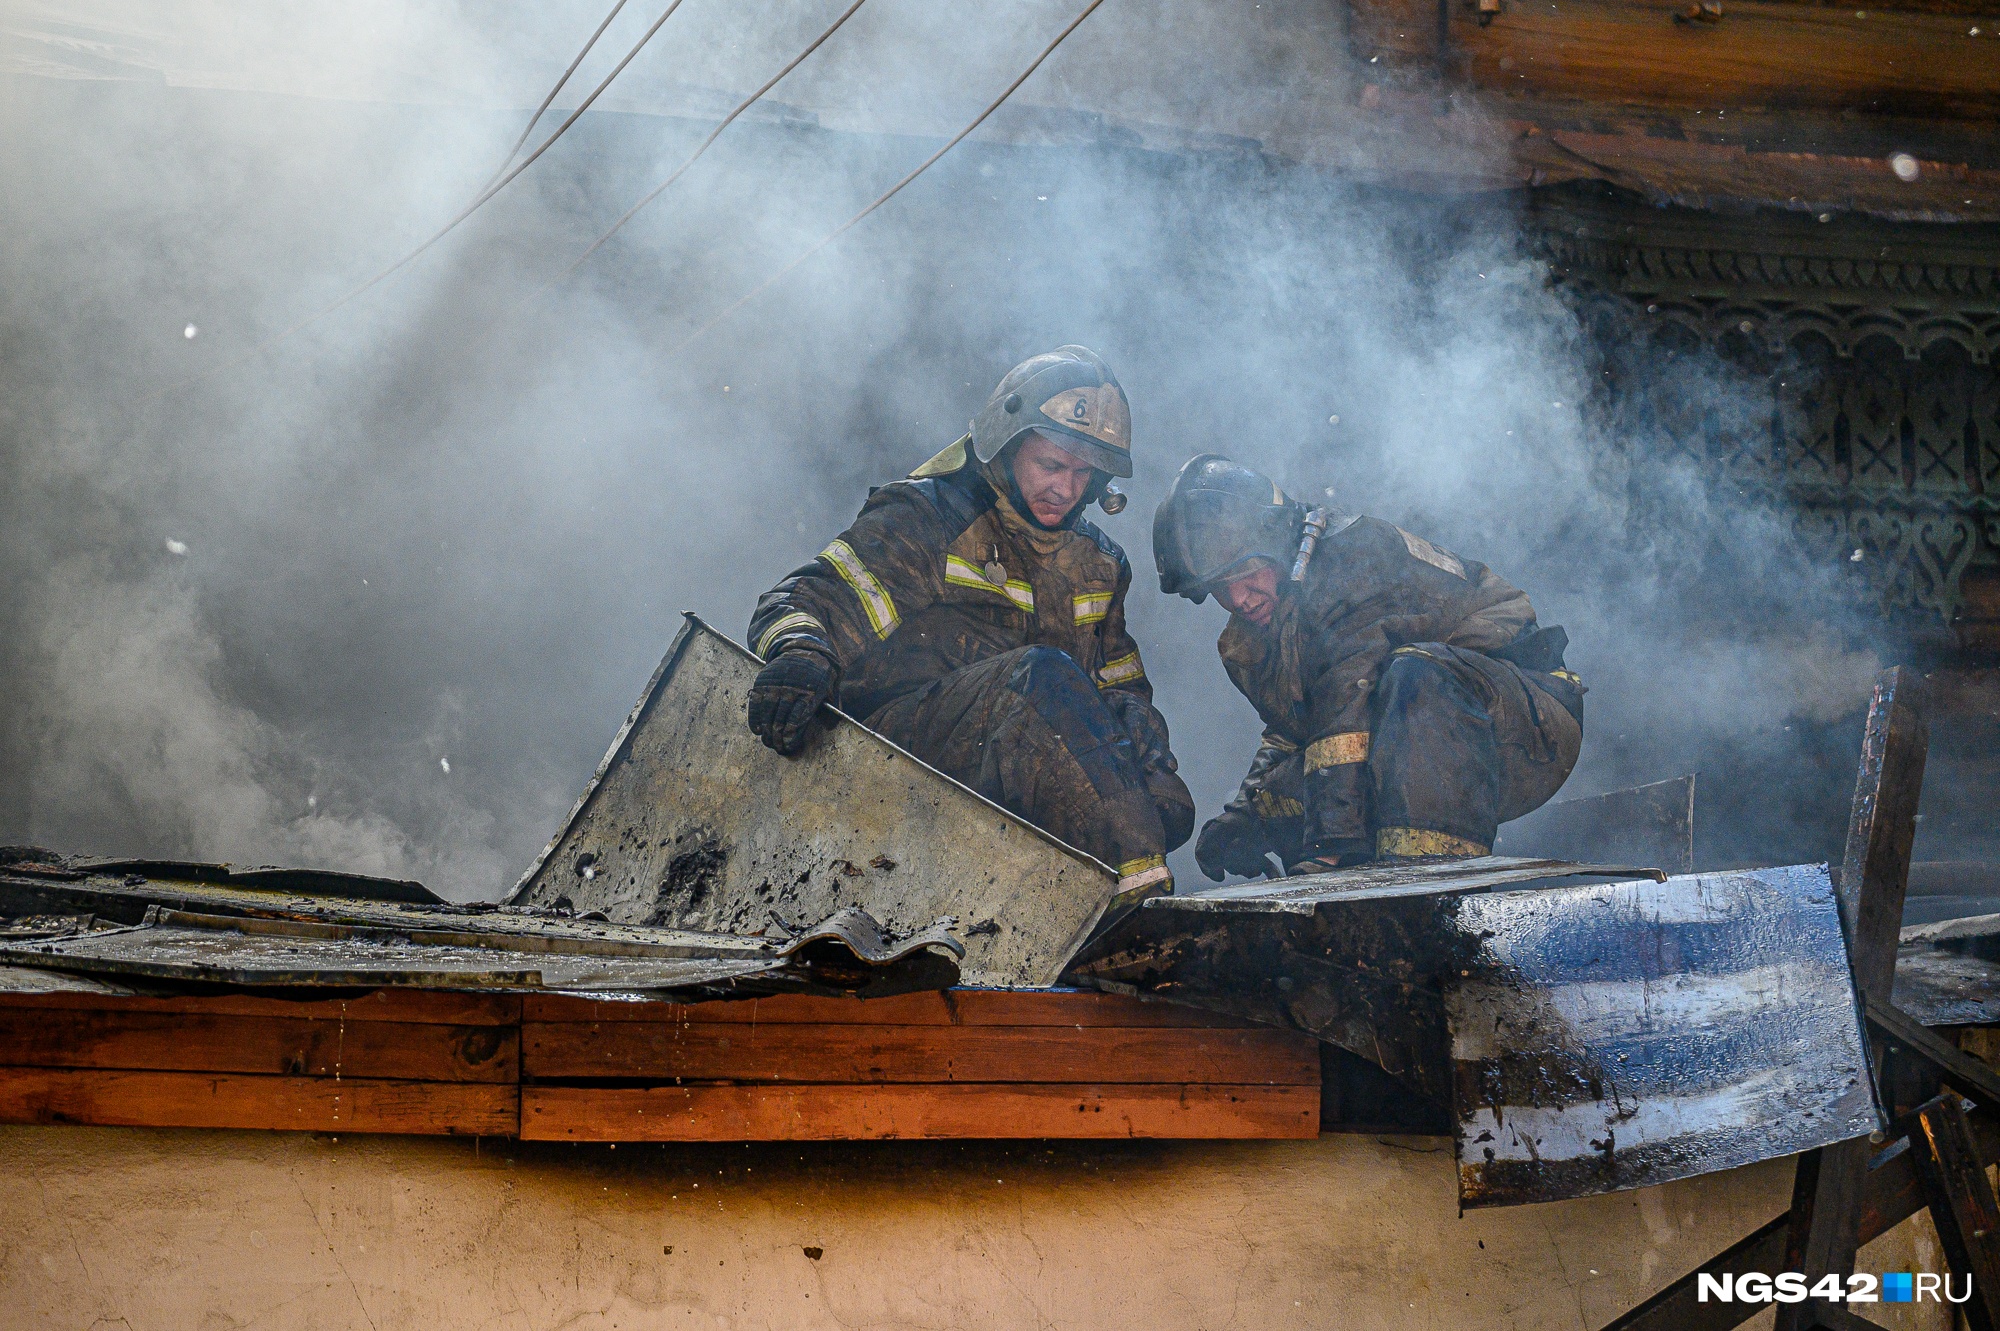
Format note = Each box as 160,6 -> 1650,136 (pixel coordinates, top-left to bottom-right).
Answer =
1074,862 -> 1878,1208
510,621 -> 1117,988
1069,888 -> 1479,1107
1449,866 -> 1879,1208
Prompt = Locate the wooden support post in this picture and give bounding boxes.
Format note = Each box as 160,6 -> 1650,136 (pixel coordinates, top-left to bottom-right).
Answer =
1773,668 -> 1928,1331
1907,1094 -> 2000,1331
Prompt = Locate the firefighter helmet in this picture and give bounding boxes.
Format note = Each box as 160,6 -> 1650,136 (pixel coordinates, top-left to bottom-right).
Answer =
969,346 -> 1133,479
1152,454 -> 1303,603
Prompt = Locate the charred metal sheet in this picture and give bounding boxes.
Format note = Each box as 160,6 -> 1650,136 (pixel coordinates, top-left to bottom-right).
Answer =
775,907 -> 964,965
1066,859 -> 1629,1107
1,845 -> 447,906
0,903 -> 960,998
0,963 -> 134,995
1894,912 -> 2000,1025
774,908 -> 965,994
1145,856 -> 1666,915
1073,860 -> 1878,1207
0,860 -> 773,960
1449,865 -> 1877,1207
509,616 -> 1118,987
1493,775 -> 1696,875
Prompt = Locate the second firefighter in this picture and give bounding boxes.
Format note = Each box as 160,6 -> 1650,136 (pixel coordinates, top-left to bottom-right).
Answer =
1152,454 -> 1582,879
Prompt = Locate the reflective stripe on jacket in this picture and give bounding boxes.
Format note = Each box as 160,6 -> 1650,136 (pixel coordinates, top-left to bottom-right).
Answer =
1217,515 -> 1537,849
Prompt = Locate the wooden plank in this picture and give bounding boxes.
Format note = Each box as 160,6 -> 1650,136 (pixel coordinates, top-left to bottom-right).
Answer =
0,1066 -> 517,1136
1775,668 -> 1927,1331
1908,1095 -> 2000,1331
522,1022 -> 1318,1085
1355,0 -> 2000,119
0,1009 -> 517,1083
0,987 -> 518,1026
1868,1000 -> 2000,1111
522,988 -> 1257,1027
521,1082 -> 1319,1142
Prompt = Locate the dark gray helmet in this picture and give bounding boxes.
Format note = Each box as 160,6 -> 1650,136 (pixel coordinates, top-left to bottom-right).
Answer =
1153,455 -> 1302,603
969,346 -> 1132,479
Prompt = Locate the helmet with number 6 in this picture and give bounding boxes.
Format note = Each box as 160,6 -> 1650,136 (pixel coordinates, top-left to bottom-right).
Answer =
968,346 -> 1133,478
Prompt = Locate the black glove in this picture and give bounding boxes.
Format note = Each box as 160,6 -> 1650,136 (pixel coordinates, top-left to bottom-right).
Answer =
747,647 -> 837,757
1195,810 -> 1280,882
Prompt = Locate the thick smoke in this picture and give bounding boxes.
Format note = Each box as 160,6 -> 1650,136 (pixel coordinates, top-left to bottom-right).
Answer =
0,0 -> 1949,899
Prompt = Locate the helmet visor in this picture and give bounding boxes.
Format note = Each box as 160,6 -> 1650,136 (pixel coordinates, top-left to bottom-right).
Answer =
1171,489 -> 1286,591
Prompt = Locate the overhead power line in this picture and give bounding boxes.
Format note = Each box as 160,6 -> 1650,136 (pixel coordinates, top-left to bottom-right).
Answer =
554,0 -> 871,282
665,0 -> 1109,356
149,0 -> 692,399
476,0 -> 636,197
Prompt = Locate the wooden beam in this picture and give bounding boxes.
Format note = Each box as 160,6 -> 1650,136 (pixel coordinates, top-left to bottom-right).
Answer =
522,1021 -> 1318,1086
1777,668 -> 1928,1331
521,1082 -> 1320,1142
0,988 -> 518,1025
0,1008 -> 517,1082
521,988 -> 1256,1027
1867,999 -> 2000,1110
1907,1095 -> 2000,1331
1351,0 -> 2000,119
0,1066 -> 518,1136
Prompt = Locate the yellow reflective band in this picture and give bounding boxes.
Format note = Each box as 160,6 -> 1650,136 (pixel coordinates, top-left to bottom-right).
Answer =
1072,590 -> 1113,625
1550,669 -> 1582,686
1252,790 -> 1305,820
943,555 -> 1033,613
1397,528 -> 1467,579
1377,827 -> 1489,858
1096,651 -> 1144,688
1305,731 -> 1370,770
820,540 -> 899,639
1113,855 -> 1171,895
754,611 -> 823,659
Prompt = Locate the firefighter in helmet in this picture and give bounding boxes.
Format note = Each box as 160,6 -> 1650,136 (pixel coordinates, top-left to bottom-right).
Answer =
1152,454 -> 1582,879
746,348 -> 1193,896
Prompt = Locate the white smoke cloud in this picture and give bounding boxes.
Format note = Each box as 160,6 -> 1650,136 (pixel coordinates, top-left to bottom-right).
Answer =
0,0 -> 1922,897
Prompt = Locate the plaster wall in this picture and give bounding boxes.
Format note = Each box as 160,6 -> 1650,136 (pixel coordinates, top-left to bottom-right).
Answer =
0,1125 -> 1954,1330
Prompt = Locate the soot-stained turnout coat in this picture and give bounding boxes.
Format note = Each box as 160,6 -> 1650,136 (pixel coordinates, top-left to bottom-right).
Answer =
749,457 -> 1192,880
1218,514 -> 1580,858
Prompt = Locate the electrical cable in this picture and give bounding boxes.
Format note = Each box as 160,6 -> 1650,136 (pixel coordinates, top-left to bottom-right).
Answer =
553,0 -> 870,282
148,0 -> 692,400
475,0 -> 635,197
663,0 -> 1107,357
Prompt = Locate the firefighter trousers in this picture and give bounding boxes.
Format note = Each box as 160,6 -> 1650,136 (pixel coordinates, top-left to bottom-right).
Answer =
865,646 -> 1174,883
1252,642 -> 1582,862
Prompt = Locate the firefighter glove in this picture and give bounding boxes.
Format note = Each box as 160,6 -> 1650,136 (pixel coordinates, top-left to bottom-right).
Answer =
747,646 -> 837,757
1195,809 -> 1279,882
